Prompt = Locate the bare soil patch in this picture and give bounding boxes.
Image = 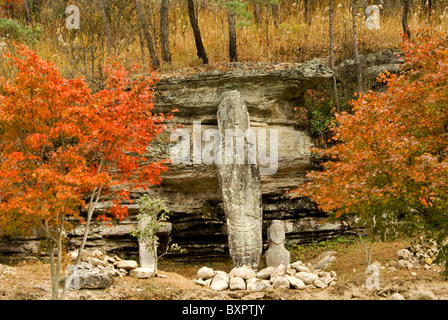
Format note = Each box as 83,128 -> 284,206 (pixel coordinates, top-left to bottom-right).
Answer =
1,239 -> 447,300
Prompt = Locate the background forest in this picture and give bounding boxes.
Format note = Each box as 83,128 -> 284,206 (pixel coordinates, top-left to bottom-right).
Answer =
0,0 -> 446,90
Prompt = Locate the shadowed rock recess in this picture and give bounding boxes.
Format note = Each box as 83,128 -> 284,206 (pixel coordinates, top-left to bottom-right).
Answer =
0,60 -> 353,263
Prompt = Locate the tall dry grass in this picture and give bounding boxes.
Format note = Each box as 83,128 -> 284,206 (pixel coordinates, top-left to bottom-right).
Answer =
3,0 -> 448,81
159,0 -> 448,70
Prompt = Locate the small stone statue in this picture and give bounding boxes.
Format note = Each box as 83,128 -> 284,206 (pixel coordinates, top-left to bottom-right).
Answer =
138,216 -> 156,271
265,220 -> 290,268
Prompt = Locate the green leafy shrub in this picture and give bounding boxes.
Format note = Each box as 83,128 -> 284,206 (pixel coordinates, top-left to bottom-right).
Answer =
0,18 -> 42,44
130,196 -> 171,254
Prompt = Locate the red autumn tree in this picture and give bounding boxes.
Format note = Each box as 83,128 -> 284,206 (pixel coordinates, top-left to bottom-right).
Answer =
0,45 -> 172,299
290,28 -> 448,273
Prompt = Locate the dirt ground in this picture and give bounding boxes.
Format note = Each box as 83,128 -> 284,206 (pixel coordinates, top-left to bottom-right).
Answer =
1,239 -> 448,300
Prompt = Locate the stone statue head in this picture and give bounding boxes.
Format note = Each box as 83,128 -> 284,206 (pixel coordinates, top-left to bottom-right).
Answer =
268,220 -> 285,245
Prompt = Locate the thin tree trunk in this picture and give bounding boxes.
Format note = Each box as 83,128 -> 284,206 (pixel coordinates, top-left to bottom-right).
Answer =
23,0 -> 32,24
150,0 -> 158,48
359,231 -> 373,266
139,28 -> 146,64
351,0 -> 363,94
402,0 -> 411,39
160,0 -> 172,63
228,4 -> 238,62
60,186 -> 103,300
426,0 -> 435,19
42,214 -> 64,300
48,237 -> 57,300
135,0 -> 160,70
272,3 -> 279,24
253,0 -> 262,25
304,0 -> 311,25
187,0 -> 208,64
288,0 -> 292,18
266,2 -> 270,47
54,215 -> 64,299
428,0 -> 433,21
329,0 -> 340,113
98,0 -> 114,56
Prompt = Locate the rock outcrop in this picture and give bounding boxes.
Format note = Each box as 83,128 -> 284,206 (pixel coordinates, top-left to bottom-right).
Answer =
336,49 -> 404,92
61,249 -> 146,290
0,59 -> 355,263
387,238 -> 445,271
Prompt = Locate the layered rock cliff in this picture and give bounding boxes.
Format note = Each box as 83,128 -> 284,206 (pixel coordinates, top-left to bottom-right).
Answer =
0,60 -> 352,264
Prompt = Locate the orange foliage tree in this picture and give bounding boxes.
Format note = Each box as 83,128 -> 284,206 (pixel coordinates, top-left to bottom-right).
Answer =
290,28 -> 448,273
0,45 -> 172,299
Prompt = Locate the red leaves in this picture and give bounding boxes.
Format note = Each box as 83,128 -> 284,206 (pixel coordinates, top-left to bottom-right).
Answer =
0,45 -> 173,235
290,28 -> 448,225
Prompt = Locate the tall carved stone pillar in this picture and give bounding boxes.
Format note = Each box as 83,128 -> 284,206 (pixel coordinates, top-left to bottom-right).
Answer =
217,91 -> 263,270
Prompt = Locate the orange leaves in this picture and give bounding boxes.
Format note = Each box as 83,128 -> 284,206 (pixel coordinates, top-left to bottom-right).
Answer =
290,27 -> 448,229
0,45 -> 173,235
24,133 -> 52,151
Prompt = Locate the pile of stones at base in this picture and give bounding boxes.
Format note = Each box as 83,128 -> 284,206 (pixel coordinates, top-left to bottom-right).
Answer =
61,249 -> 157,290
67,249 -> 154,279
192,237 -> 445,292
193,261 -> 338,291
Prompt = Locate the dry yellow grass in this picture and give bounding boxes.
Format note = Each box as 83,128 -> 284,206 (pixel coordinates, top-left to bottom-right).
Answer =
1,237 -> 447,300
19,0 -> 448,80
